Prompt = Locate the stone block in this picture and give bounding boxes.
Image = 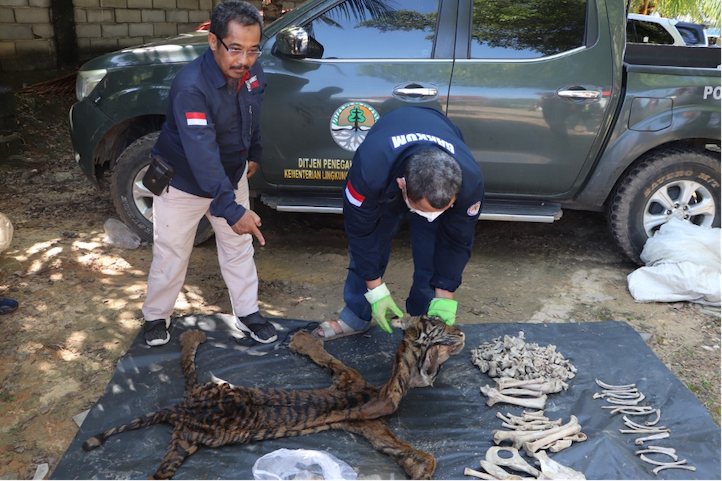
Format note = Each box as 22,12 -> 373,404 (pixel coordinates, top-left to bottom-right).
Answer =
14,7 -> 50,23
76,23 -> 102,38
100,0 -> 127,7
89,37 -> 119,52
0,42 -> 16,57
87,8 -> 114,22
74,9 -> 87,22
15,39 -> 52,55
0,55 -> 55,71
28,0 -> 51,7
198,0 -> 212,10
31,24 -> 53,39
0,7 -> 15,22
102,23 -> 129,37
188,10 -> 208,23
1,0 -> 29,6
177,23 -> 198,34
0,25 -> 32,40
176,0 -> 198,9
129,22 -> 153,37
153,23 -> 177,38
73,0 -> 100,6
115,8 -> 141,22
127,0 -> 152,8
153,0 -> 175,9
166,9 -> 188,23
118,37 -> 141,48
141,9 -> 164,22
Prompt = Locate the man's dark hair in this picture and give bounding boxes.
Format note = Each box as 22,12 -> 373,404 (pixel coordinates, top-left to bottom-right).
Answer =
405,148 -> 462,209
211,0 -> 264,41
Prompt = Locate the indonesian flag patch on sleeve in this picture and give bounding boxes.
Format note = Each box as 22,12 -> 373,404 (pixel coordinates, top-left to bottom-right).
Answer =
185,112 -> 207,126
345,181 -> 365,207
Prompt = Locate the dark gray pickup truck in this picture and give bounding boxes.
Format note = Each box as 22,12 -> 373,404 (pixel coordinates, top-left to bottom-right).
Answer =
68,0 -> 721,264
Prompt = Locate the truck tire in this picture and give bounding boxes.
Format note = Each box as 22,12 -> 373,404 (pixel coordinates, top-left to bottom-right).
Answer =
608,148 -> 721,265
110,132 -> 214,245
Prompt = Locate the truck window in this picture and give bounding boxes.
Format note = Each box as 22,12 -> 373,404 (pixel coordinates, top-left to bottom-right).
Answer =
627,19 -> 676,44
301,0 -> 439,59
470,0 -> 587,59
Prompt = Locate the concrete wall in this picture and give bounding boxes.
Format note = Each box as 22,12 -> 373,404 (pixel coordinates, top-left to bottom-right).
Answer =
0,0 -> 301,72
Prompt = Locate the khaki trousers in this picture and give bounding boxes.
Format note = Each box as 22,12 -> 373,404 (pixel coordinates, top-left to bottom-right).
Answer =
142,168 -> 258,321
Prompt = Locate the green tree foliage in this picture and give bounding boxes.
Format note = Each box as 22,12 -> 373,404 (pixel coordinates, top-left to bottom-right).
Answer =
631,0 -> 720,27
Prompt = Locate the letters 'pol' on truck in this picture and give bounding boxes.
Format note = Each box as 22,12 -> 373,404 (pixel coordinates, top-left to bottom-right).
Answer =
69,0 -> 721,264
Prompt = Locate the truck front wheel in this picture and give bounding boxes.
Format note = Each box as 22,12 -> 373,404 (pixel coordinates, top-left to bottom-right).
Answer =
110,132 -> 214,245
608,148 -> 721,265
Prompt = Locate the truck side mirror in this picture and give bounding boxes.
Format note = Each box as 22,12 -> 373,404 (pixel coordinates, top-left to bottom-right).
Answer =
275,26 -> 324,59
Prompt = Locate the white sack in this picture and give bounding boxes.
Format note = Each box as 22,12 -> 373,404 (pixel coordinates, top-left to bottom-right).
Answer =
628,218 -> 721,306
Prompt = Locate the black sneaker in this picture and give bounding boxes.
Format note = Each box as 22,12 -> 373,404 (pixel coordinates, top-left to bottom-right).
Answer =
143,318 -> 170,346
235,312 -> 277,344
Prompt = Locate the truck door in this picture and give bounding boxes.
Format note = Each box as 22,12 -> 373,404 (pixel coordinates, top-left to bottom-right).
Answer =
259,0 -> 457,190
447,0 -> 616,196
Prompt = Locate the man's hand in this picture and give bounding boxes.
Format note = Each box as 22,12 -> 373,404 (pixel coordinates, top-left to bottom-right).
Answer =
364,283 -> 403,333
246,161 -> 259,178
427,298 -> 457,325
231,209 -> 265,245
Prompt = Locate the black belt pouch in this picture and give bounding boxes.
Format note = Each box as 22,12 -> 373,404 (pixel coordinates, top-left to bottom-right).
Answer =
142,155 -> 175,196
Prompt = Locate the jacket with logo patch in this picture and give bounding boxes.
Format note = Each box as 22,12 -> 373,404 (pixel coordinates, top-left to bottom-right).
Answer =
343,106 -> 485,292
152,47 -> 266,226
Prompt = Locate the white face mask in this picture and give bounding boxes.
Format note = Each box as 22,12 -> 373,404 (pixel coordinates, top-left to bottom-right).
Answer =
403,187 -> 444,222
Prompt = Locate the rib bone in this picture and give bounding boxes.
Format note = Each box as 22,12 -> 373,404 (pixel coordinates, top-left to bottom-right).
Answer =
634,432 -> 670,445
481,385 -> 547,409
485,447 -> 541,477
638,455 -> 688,467
595,379 -> 635,390
635,448 -> 678,461
653,465 -> 696,475
645,410 -> 661,426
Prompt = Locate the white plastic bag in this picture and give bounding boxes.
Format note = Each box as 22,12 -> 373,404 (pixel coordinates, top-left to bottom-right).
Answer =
628,218 -> 721,306
252,448 -> 357,480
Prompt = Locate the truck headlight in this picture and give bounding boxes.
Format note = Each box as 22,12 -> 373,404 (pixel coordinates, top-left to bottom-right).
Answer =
75,69 -> 107,101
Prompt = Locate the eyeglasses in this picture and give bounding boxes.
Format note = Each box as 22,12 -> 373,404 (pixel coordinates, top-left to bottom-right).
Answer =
214,33 -> 262,58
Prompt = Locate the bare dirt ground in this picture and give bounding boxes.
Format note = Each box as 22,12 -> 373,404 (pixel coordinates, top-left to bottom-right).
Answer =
0,90 -> 719,479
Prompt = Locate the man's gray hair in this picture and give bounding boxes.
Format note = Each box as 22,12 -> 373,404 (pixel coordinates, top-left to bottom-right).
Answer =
405,148 -> 462,209
211,0 -> 264,40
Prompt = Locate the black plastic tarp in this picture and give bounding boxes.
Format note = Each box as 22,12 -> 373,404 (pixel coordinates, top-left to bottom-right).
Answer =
52,317 -> 721,480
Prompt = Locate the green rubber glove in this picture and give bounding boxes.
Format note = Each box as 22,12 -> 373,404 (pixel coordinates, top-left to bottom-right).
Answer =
427,298 -> 457,325
364,283 -> 403,333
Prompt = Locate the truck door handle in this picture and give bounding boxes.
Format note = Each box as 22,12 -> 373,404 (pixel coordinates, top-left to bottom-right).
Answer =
393,87 -> 438,97
557,89 -> 602,100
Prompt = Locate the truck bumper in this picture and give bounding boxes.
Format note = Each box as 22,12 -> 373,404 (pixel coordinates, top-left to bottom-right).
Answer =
68,99 -> 115,187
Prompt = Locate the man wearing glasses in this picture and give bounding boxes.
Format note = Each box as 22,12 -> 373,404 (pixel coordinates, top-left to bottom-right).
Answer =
141,0 -> 276,346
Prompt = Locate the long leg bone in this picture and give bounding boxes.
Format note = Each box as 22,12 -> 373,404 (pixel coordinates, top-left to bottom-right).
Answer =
481,385 -> 547,409
497,378 -> 568,393
499,388 -> 546,397
493,416 -> 579,448
464,467 -> 499,480
485,447 -> 541,477
523,421 -> 582,456
479,460 -> 524,480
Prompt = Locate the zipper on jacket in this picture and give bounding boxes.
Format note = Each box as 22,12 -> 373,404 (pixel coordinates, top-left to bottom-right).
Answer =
249,105 -> 253,138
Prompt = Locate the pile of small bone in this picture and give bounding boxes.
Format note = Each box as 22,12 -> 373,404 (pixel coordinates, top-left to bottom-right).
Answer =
471,332 -> 577,381
594,378 -> 696,475
464,410 -> 586,480
473,332 -> 576,409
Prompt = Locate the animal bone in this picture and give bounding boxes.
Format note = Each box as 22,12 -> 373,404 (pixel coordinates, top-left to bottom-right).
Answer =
485,447 -> 541,477
653,464 -> 696,475
634,432 -> 670,445
595,379 -> 635,390
499,388 -> 546,397
593,390 -> 642,399
502,421 -> 560,431
464,467 -> 499,480
638,455 -> 688,467
533,450 -> 586,480
493,416 -> 579,448
635,449 -> 678,461
645,409 -> 661,426
605,393 -> 645,405
602,405 -> 656,415
621,416 -> 669,433
481,385 -> 547,409
479,460 -> 524,480
545,433 -> 587,453
523,421 -> 582,456
497,378 -> 568,393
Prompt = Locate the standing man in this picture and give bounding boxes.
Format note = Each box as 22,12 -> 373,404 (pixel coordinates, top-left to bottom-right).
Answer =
313,106 -> 485,340
141,0 -> 277,346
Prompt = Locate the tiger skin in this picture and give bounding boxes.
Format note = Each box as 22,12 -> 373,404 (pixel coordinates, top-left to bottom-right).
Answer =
82,316 -> 465,479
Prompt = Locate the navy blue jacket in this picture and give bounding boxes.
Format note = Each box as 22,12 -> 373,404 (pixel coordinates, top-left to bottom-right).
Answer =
343,106 -> 485,292
152,48 -> 266,226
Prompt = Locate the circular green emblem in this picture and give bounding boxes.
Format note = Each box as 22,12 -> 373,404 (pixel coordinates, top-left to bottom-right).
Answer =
330,102 -> 380,152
